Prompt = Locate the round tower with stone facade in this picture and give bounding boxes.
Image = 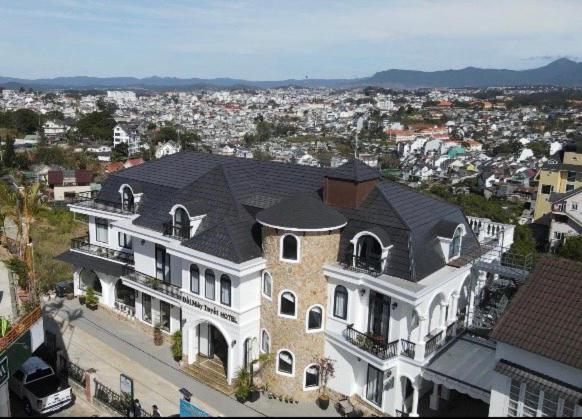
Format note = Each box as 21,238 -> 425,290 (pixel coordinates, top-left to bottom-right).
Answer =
255,192 -> 346,400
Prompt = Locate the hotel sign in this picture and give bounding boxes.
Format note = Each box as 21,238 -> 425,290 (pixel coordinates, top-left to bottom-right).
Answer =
181,294 -> 238,324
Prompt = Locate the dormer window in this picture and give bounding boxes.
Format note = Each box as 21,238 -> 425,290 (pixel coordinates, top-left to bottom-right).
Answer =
121,186 -> 134,212
355,234 -> 383,273
449,226 -> 463,260
173,207 -> 190,239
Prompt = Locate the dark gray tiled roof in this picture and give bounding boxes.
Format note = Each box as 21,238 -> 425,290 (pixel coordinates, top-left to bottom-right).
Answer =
55,251 -> 125,277
327,159 -> 381,182
93,152 -> 479,280
256,192 -> 347,231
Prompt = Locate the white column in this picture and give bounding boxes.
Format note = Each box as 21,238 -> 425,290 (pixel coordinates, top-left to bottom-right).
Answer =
414,314 -> 427,362
439,301 -> 448,330
429,382 -> 440,410
450,293 -> 459,325
409,384 -> 420,417
467,269 -> 485,327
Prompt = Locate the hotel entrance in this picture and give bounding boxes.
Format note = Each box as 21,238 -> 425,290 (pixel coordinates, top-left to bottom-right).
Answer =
186,321 -> 232,393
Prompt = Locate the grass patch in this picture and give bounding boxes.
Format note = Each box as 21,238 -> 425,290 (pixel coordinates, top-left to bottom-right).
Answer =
30,208 -> 87,293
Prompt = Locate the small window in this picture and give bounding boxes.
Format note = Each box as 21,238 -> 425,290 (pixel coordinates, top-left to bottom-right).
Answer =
307,306 -> 323,331
572,203 -> 579,211
305,364 -> 320,389
122,187 -> 134,211
205,270 -> 215,300
281,235 -> 298,261
280,291 -> 296,317
333,285 -> 348,320
262,272 -> 272,299
190,265 -> 200,294
449,227 -> 462,259
277,350 -> 294,375
541,184 -> 553,194
261,330 -> 270,353
566,184 -> 575,192
220,275 -> 231,306
174,207 -> 190,239
95,217 -> 108,243
118,232 -> 132,249
567,171 -> 576,182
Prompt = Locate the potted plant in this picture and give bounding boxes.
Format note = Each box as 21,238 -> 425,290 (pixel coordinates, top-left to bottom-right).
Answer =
171,330 -> 182,362
234,367 -> 251,403
153,323 -> 164,346
85,287 -> 98,310
314,356 -> 336,410
248,352 -> 273,402
79,294 -> 86,305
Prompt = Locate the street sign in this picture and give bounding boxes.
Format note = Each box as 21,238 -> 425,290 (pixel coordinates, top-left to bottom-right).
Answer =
0,357 -> 8,387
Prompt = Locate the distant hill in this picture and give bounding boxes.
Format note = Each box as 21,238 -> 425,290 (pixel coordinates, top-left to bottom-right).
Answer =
1,59 -> 581,90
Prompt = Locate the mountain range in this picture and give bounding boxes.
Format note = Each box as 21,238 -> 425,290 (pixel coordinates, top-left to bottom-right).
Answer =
1,58 -> 582,90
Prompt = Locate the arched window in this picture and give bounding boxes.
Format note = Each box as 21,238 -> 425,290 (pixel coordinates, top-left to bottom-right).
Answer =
80,269 -> 102,295
279,291 -> 296,317
174,207 -> 190,239
281,234 -> 298,261
277,350 -> 294,375
190,264 -> 200,294
449,227 -> 462,259
205,269 -> 215,300
305,364 -> 320,389
243,338 -> 252,369
356,234 -> 382,272
220,274 -> 231,306
261,330 -> 270,354
122,186 -> 134,212
262,272 -> 272,299
307,306 -> 323,331
333,285 -> 348,320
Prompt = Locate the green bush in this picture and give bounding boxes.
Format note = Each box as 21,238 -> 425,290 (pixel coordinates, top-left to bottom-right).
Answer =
85,286 -> 98,306
234,367 -> 251,402
3,257 -> 28,289
171,331 -> 182,361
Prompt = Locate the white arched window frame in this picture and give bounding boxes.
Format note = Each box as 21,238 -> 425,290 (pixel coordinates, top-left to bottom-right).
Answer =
278,290 -> 297,319
333,285 -> 349,321
437,224 -> 466,262
169,204 -> 192,239
349,231 -> 392,271
118,184 -> 138,212
280,233 -> 300,263
261,329 -> 271,354
303,363 -> 321,391
262,272 -> 272,300
276,349 -> 295,377
305,304 -> 324,333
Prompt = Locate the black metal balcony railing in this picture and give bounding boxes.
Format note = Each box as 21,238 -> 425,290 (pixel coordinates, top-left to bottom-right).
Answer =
400,339 -> 416,359
425,331 -> 444,358
445,323 -> 456,343
341,253 -> 383,277
121,266 -> 182,300
71,235 -> 134,265
72,191 -> 137,214
162,222 -> 191,240
343,325 -> 399,360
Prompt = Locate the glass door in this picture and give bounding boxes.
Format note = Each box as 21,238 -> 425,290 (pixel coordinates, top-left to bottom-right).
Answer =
160,300 -> 171,332
368,291 -> 391,343
366,364 -> 383,407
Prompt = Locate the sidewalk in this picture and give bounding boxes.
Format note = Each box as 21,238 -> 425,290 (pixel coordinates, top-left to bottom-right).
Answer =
43,298 -> 261,417
43,297 -> 341,417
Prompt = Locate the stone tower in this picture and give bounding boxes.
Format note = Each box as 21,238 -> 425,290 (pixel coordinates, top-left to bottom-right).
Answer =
255,192 -> 346,399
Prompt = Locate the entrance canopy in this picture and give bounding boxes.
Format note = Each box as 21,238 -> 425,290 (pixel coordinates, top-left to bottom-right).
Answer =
422,335 -> 497,403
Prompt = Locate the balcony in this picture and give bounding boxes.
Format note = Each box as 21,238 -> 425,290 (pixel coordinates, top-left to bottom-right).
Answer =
400,339 -> 416,359
424,331 -> 444,358
121,266 -> 182,301
0,307 -> 42,352
343,325 -> 399,360
71,191 -> 137,215
340,253 -> 383,278
162,222 -> 191,240
71,235 -> 134,265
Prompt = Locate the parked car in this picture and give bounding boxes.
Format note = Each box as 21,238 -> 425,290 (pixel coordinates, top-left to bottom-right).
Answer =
9,356 -> 73,415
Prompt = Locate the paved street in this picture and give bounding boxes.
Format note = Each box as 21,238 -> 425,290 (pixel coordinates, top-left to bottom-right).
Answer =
43,298 -> 341,417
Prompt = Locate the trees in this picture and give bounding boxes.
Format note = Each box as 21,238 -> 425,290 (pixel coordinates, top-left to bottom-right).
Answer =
111,142 -> 129,162
75,111 -> 116,141
3,137 -> 16,168
558,236 -> 582,263
0,182 -> 47,301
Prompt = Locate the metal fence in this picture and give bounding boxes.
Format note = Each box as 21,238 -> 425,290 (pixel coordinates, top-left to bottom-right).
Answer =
66,361 -> 86,387
94,379 -> 151,416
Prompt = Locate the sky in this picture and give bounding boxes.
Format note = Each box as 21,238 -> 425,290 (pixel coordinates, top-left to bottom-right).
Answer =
0,0 -> 581,80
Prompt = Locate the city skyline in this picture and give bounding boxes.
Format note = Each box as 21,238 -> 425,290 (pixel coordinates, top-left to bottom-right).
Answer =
0,0 -> 581,80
